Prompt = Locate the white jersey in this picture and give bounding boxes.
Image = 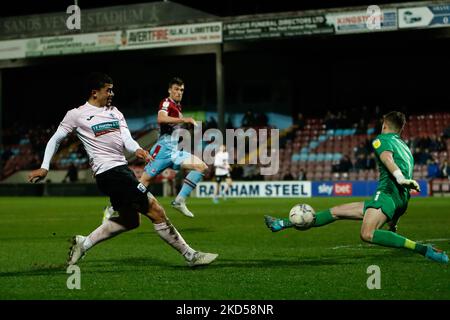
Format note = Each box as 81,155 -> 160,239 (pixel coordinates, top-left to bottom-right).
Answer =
44,102 -> 139,175
214,151 -> 230,176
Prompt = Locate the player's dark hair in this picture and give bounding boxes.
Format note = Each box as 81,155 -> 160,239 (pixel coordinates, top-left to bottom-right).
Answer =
168,77 -> 184,88
383,111 -> 406,133
85,72 -> 113,98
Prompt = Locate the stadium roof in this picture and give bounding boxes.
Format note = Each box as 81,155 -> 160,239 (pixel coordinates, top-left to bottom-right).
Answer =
0,0 -> 423,18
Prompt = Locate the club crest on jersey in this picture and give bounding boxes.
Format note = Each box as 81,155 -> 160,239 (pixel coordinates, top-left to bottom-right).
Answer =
91,121 -> 120,137
372,139 -> 381,149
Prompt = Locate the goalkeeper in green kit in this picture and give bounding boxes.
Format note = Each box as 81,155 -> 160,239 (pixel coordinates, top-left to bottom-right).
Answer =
265,111 -> 448,264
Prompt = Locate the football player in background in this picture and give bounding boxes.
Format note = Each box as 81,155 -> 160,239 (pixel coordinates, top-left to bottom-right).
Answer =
213,144 -> 233,203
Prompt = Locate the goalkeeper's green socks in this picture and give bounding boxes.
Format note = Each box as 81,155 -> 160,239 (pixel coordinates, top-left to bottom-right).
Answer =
313,209 -> 336,227
372,230 -> 427,255
279,209 -> 336,229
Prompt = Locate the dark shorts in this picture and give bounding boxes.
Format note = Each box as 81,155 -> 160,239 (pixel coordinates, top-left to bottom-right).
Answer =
215,173 -> 230,183
96,165 -> 149,214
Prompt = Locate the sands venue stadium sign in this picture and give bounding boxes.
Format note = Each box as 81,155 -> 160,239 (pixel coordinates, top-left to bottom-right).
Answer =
196,181 -> 312,198
0,22 -> 222,61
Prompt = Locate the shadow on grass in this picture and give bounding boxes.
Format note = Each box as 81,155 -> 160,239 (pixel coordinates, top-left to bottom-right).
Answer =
1,248 -> 434,278
0,263 -> 67,278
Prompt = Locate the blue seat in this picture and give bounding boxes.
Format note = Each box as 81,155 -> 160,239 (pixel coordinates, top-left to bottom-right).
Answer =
309,141 -> 319,149
307,154 -> 317,161
335,129 -> 344,136
325,153 -> 333,161
316,153 -> 325,161
333,153 -> 342,161
318,135 -> 327,142
292,154 -> 301,162
326,129 -> 334,136
343,129 -> 353,136
299,154 -> 308,161
300,147 -> 308,154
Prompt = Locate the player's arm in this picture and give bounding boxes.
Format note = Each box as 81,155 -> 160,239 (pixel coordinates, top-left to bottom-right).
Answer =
28,127 -> 69,183
157,110 -> 197,127
379,151 -> 420,191
121,126 -> 152,163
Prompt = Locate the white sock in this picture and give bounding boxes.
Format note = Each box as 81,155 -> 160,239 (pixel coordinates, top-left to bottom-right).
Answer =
153,221 -> 196,261
83,220 -> 127,251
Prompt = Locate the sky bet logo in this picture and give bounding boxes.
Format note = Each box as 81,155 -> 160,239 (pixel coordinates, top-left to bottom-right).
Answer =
318,183 -> 352,196
318,183 -> 334,196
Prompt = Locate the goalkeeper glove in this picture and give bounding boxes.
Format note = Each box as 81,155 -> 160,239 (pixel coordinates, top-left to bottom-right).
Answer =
393,169 -> 421,192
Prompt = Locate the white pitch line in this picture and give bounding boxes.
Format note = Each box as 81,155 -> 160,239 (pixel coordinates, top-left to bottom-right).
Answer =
330,239 -> 450,250
421,238 -> 450,242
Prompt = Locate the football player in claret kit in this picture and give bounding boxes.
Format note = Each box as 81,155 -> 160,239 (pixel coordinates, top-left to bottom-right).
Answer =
28,73 -> 218,267
265,111 -> 448,264
105,77 -> 207,220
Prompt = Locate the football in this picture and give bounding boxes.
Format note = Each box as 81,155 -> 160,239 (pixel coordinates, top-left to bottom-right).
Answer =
289,204 -> 316,230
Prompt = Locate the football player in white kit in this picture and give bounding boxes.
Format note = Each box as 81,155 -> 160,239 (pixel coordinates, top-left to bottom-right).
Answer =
213,145 -> 232,203
28,73 -> 218,267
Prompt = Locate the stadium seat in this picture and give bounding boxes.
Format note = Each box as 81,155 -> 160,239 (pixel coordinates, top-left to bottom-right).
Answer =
432,180 -> 442,193
332,172 -> 340,181
316,153 -> 325,161
314,172 -> 323,180
318,135 -> 327,142
323,171 -> 332,180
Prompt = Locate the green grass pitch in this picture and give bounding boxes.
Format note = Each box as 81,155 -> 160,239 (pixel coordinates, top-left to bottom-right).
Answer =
0,196 -> 448,300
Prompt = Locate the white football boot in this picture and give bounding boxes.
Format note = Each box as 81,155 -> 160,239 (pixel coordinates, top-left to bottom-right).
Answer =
187,252 -> 218,267
171,200 -> 194,218
67,235 -> 87,265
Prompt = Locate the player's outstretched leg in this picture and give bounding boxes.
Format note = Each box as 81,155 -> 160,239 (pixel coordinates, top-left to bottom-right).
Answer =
264,202 -> 365,232
361,208 -> 448,264
68,209 -> 139,265
264,209 -> 333,232
173,156 -> 208,218
146,195 -> 218,267
264,215 -> 292,232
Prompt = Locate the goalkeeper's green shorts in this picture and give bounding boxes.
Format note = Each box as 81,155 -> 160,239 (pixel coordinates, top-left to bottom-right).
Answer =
363,191 -> 409,221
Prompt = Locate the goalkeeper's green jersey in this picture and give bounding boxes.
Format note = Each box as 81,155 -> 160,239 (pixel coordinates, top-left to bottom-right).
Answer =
372,132 -> 414,200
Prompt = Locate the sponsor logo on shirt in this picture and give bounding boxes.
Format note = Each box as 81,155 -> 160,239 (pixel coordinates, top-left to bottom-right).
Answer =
91,121 -> 120,137
372,139 -> 381,149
